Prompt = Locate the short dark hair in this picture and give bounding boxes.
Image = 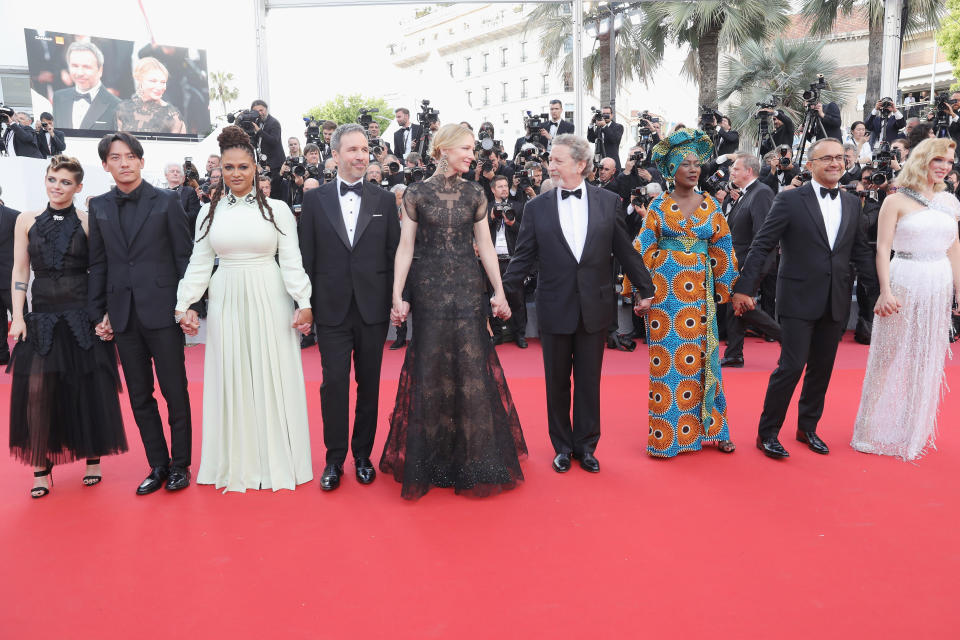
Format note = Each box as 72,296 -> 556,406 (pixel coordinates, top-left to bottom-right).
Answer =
40,112 -> 53,122
321,120 -> 337,131
251,99 -> 268,110
549,99 -> 562,107
303,143 -> 321,156
395,107 -> 410,117
97,131 -> 144,162
850,120 -> 865,131
492,174 -> 509,187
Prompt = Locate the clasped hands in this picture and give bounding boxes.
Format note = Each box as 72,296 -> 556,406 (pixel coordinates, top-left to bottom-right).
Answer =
391,294 -> 512,326
171,308 -> 315,336
731,293 -> 756,316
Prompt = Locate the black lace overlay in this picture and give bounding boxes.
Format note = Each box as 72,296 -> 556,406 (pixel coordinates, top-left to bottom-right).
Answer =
8,205 -> 127,466
380,175 -> 527,500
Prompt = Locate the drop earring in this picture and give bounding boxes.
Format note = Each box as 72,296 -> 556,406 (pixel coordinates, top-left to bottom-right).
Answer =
437,154 -> 449,175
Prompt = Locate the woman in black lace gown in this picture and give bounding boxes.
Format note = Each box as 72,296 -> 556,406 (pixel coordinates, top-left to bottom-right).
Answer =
115,57 -> 187,134
8,156 -> 127,498
380,123 -> 527,500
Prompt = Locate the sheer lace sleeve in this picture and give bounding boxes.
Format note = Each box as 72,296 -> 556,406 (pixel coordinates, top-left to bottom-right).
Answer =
176,203 -> 215,310
272,199 -> 313,308
471,181 -> 488,222
402,183 -> 420,222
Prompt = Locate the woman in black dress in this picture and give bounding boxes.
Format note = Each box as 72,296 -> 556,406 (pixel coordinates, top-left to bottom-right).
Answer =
380,123 -> 527,500
8,156 -> 127,498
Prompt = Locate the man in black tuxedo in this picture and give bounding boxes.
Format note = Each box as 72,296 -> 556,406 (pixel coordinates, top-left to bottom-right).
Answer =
540,99 -> 575,151
251,100 -> 286,179
586,106 -> 624,169
51,41 -> 120,131
2,113 -> 43,159
721,153 -> 781,367
0,199 -> 21,364
299,123 -> 401,491
732,138 -> 878,459
865,98 -> 906,146
393,107 -> 423,161
35,113 -> 66,158
164,162 -> 202,236
807,101 -> 843,141
87,132 -> 195,494
759,109 -> 795,156
503,134 -> 655,473
488,175 -> 527,348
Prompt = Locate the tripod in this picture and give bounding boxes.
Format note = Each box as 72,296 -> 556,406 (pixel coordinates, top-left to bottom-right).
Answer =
794,104 -> 827,169
756,113 -> 775,160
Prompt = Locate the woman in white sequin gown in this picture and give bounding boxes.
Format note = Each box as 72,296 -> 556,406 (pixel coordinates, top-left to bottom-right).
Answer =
852,138 -> 960,460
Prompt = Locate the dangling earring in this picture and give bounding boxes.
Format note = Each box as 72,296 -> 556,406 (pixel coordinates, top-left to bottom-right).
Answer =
437,154 -> 449,175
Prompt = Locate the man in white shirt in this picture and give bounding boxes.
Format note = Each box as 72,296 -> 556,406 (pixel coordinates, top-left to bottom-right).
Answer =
487,175 -> 527,348
51,41 -> 120,130
539,99 -> 574,151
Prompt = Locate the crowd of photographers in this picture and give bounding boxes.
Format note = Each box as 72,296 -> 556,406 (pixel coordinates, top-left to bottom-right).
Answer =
147,85 -> 960,351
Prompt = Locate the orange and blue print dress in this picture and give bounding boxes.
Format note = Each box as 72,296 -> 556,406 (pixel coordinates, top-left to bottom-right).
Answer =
634,193 -> 738,457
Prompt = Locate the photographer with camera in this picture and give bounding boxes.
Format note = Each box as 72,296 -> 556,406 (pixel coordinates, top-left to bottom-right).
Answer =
2,111 -> 43,158
381,154 -> 405,187
365,119 -> 392,163
758,107 -> 795,156
761,144 -> 800,192
540,99 -> 575,151
250,100 -> 286,180
34,112 -> 65,158
509,155 -> 543,205
393,107 -> 423,161
487,175 -> 527,348
865,97 -> 906,146
366,162 -> 384,186
278,142 -> 323,208
587,105 -> 624,169
476,147 -> 511,202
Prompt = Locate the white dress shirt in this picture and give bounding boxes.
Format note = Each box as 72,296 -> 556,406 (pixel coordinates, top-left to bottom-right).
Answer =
810,178 -> 843,250
557,180 -> 589,262
3,125 -> 17,157
337,176 -> 362,245
72,83 -> 102,129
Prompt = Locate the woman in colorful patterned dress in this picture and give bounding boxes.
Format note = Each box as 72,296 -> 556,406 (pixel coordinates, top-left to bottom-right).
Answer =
634,129 -> 739,457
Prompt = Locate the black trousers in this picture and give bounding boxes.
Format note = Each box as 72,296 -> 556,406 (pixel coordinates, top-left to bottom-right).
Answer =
724,304 -> 782,360
316,297 -> 388,465
540,316 -> 606,456
756,312 -> 845,440
491,257 -> 527,339
114,306 -> 192,468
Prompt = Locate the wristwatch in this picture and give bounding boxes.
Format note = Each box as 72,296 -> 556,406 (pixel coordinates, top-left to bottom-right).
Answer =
174,311 -> 186,324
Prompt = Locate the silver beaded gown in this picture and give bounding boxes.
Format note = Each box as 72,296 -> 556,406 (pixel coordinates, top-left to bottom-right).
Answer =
852,191 -> 960,460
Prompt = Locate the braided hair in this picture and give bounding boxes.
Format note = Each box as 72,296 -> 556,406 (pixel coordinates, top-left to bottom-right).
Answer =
197,125 -> 283,240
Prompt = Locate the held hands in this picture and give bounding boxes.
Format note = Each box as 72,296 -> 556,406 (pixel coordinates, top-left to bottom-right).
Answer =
95,313 -> 114,341
633,297 -> 653,316
874,291 -> 902,317
292,308 -> 313,335
177,310 -> 200,337
490,292 -> 511,321
391,298 -> 410,326
731,293 -> 756,316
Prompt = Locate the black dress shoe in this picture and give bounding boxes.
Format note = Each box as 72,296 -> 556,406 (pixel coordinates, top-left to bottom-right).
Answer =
165,466 -> 191,491
136,466 -> 169,495
320,463 -> 343,491
756,436 -> 789,459
355,458 -> 376,484
720,356 -> 744,368
516,336 -> 528,349
552,453 -> 571,473
0,353 -> 9,366
796,430 -> 830,454
300,333 -> 317,350
389,339 -> 406,350
576,452 -> 601,473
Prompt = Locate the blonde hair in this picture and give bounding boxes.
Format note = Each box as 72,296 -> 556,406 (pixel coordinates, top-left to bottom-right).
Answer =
894,137 -> 956,193
428,123 -> 473,161
133,57 -> 169,89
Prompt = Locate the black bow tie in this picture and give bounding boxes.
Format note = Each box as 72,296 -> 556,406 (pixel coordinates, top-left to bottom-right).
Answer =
73,91 -> 92,104
340,181 -> 363,197
114,188 -> 140,204
401,127 -> 409,131
819,186 -> 839,200
561,188 -> 582,200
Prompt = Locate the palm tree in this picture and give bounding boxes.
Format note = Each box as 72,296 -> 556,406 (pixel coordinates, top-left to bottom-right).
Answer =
639,0 -> 792,110
208,71 -> 239,120
717,38 -> 853,148
799,0 -> 945,119
525,3 -> 659,107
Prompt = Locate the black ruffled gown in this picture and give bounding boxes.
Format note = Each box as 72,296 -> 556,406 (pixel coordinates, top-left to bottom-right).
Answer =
380,175 -> 527,500
8,205 -> 128,467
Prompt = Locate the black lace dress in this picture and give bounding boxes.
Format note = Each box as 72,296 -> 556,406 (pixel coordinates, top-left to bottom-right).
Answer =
8,205 -> 127,467
379,175 -> 527,500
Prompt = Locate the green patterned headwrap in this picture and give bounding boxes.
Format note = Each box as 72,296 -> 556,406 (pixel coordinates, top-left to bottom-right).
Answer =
651,127 -> 714,180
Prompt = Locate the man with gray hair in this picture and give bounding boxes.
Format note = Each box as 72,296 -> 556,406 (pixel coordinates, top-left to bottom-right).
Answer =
503,133 -> 655,474
298,122 -> 401,491
721,152 -> 780,368
164,161 -> 202,233
52,40 -> 120,130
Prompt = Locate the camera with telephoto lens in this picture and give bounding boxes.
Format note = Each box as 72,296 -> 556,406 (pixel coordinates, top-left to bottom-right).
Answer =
704,170 -> 729,195
933,92 -> 953,130
631,185 -> 651,209
303,117 -> 322,145
404,166 -> 426,184
802,74 -> 827,105
387,161 -> 401,174
590,106 -> 610,126
0,104 -> 14,124
699,105 -> 722,133
323,168 -> 337,182
523,111 -> 549,148
183,157 -> 200,183
417,100 -> 440,127
227,109 -> 263,139
492,201 -> 516,222
283,156 -> 304,180
357,107 -> 379,129
870,142 -> 895,185
878,96 -> 895,116
776,146 -> 792,171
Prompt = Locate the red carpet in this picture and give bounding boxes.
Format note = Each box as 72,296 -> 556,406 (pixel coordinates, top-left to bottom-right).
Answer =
1,335 -> 958,638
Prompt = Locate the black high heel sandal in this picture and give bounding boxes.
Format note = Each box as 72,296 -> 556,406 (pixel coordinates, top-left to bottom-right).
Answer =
83,458 -> 102,486
31,464 -> 53,499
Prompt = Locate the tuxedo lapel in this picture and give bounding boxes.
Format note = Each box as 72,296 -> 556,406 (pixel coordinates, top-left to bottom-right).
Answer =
582,184 -> 601,258
833,193 -> 856,254
322,184 -> 352,250
81,93 -> 110,129
125,184 -> 156,246
102,194 -> 125,248
800,183 -> 831,249
352,182 -> 375,247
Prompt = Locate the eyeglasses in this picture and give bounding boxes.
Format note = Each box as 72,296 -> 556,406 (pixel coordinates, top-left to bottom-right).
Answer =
810,155 -> 845,164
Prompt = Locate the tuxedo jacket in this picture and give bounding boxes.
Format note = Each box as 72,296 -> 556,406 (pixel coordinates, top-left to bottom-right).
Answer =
298,180 -> 401,327
52,87 -> 120,130
37,129 -> 66,158
393,124 -> 423,159
733,181 -> 878,323
503,183 -> 654,335
0,205 -> 21,282
807,102 -> 842,141
87,182 -> 194,333
174,185 -> 202,234
587,122 -> 624,169
5,123 -> 43,159
260,115 -> 286,176
727,180 -> 775,266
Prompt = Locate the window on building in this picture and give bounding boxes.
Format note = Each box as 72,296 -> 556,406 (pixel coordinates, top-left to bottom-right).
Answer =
466,91 -> 473,107
482,87 -> 489,106
563,72 -> 572,92
563,37 -> 572,54
520,78 -> 528,99
541,74 -> 549,95
501,82 -> 508,103
501,47 -> 508,68
520,41 -> 527,63
465,57 -> 471,77
448,62 -> 454,78
483,52 -> 489,73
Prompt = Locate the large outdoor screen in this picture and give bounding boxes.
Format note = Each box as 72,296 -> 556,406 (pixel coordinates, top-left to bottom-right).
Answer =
23,28 -> 211,137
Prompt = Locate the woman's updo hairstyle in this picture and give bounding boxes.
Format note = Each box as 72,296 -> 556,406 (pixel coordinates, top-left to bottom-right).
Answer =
428,123 -> 474,162
198,125 -> 280,241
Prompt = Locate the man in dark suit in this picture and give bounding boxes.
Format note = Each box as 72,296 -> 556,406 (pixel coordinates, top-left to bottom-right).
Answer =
393,107 -> 423,161
865,98 -> 906,146
721,153 -> 781,367
87,132 -> 195,494
51,41 -> 120,131
541,99 -> 575,151
251,100 -> 286,179
0,199 -> 21,364
488,175 -> 527,347
586,106 -> 624,169
759,108 -> 795,156
299,123 -> 401,492
803,101 -> 843,141
164,162 -> 202,234
35,113 -> 66,158
732,138 -> 878,459
2,113 -> 43,159
503,134 -> 655,474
